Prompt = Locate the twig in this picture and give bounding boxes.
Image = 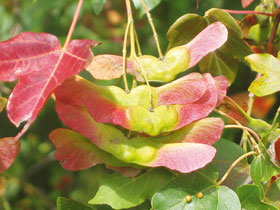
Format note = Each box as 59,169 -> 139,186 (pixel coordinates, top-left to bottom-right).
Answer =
223,9 -> 276,16
224,124 -> 260,145
134,26 -> 142,56
214,109 -> 256,147
63,0 -> 84,49
139,0 -> 163,59
271,106 -> 280,128
122,0 -> 134,93
216,151 -> 257,186
267,14 -> 280,54
240,92 -> 255,151
135,58 -> 154,111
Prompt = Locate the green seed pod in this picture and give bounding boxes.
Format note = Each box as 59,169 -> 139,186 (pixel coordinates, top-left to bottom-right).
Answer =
136,45 -> 190,82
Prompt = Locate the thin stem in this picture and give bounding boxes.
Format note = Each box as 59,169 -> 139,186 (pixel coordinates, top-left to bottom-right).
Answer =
214,109 -> 242,126
267,14 -> 280,54
122,0 -> 134,93
224,124 -> 260,145
217,151 -> 256,186
130,24 -> 137,58
132,78 -> 137,89
139,0 -> 163,58
63,0 -> 84,49
264,179 -> 272,198
271,106 -> 280,128
246,92 -> 255,116
241,92 -> 255,151
223,9 -> 276,16
135,58 -> 154,111
134,26 -> 142,56
214,109 -> 255,146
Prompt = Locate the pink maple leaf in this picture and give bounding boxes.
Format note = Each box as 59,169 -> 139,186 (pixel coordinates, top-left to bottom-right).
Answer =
0,138 -> 20,173
0,32 -> 98,139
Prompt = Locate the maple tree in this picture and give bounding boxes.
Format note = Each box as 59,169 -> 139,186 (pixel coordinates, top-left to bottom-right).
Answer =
1,0 -> 280,209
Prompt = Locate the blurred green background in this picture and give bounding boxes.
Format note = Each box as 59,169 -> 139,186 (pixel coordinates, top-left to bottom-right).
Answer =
0,0 -> 262,209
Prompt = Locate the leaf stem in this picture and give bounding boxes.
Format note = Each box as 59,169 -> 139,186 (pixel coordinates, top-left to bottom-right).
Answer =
267,14 -> 280,54
122,0 -> 134,93
264,178 -> 272,198
63,0 -> 84,49
134,26 -> 142,56
223,9 -> 277,16
214,109 -> 256,147
240,92 -> 255,152
139,0 -> 163,59
130,24 -> 137,58
271,106 -> 280,128
216,151 -> 257,186
135,58 -> 154,111
224,124 -> 260,145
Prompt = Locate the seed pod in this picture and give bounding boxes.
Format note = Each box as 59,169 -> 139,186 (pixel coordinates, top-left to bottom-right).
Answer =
136,45 -> 190,82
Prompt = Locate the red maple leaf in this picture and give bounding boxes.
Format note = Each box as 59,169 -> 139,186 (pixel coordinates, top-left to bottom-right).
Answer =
0,138 -> 20,173
0,32 -> 98,139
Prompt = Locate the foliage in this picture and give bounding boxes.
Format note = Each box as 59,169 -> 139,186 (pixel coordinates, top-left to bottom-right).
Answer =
1,0 -> 280,209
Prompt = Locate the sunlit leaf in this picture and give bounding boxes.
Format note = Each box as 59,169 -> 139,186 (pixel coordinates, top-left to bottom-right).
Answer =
57,197 -> 96,210
236,184 -> 278,210
250,154 -> 280,185
212,139 -> 250,189
0,137 -> 20,173
89,169 -> 173,209
151,166 -> 241,210
0,32 -> 97,139
246,53 -> 280,96
247,24 -> 270,44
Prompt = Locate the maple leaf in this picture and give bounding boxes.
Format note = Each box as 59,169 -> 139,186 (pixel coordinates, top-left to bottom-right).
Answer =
0,32 -> 98,139
0,137 -> 20,173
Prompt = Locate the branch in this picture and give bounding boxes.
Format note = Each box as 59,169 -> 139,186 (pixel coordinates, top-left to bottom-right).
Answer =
216,151 -> 257,186
63,0 -> 84,49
